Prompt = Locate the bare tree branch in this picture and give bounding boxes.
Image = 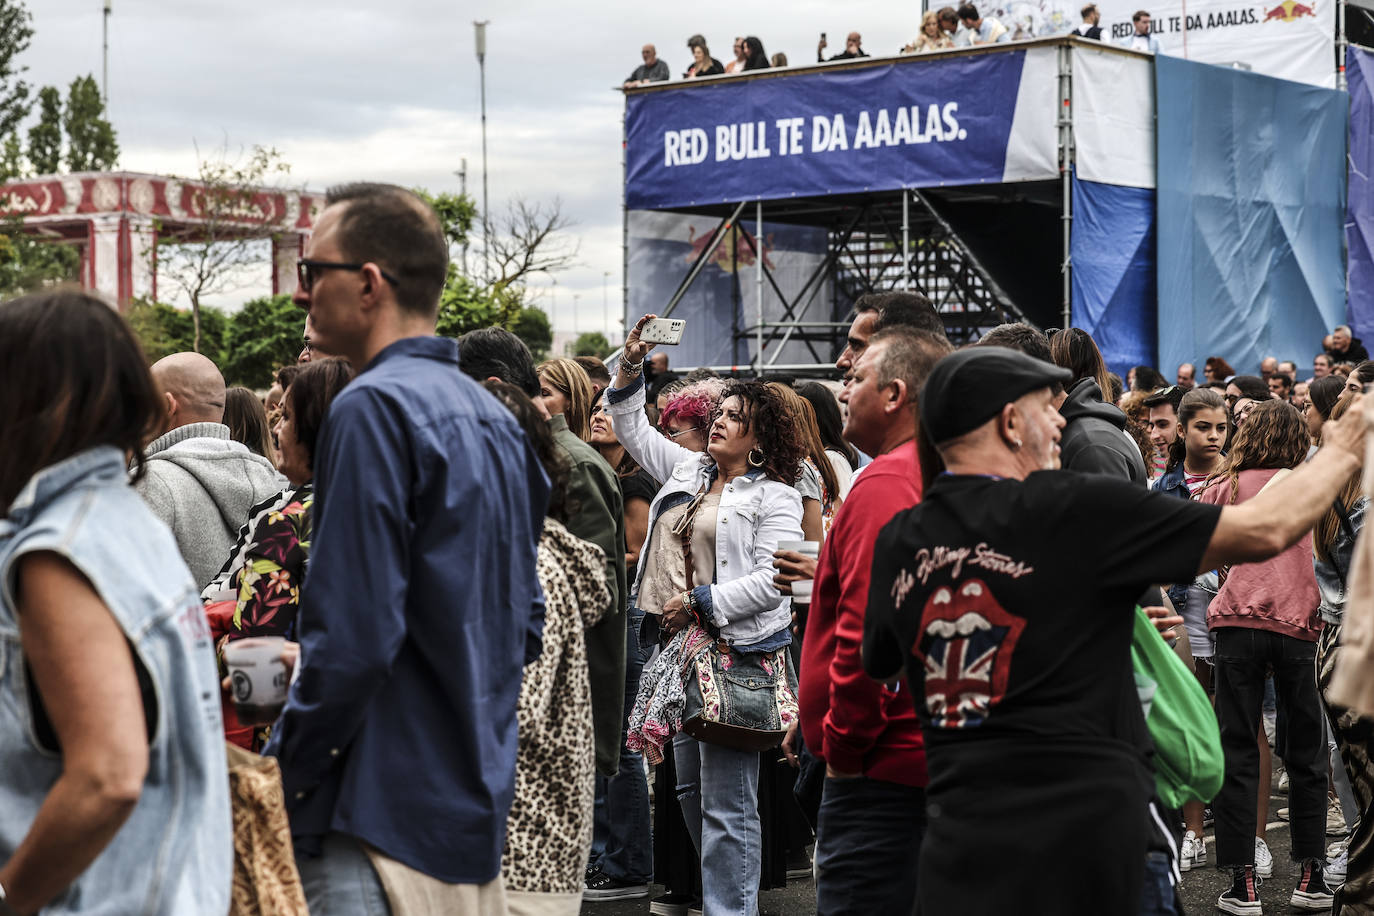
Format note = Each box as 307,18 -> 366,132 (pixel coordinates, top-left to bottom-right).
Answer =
481,196 -> 579,289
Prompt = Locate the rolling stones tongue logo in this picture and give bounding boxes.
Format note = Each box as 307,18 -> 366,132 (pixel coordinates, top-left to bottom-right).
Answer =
912,578 -> 1025,729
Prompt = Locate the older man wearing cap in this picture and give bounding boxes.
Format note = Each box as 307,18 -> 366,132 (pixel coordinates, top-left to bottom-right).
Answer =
862,347 -> 1368,916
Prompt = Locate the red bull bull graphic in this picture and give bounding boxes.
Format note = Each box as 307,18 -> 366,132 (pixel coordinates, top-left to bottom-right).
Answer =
683,223 -> 775,274
1263,0 -> 1315,21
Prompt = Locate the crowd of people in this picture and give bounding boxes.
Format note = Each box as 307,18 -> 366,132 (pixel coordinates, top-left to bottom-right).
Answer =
624,6 -> 1167,88
5,181 -> 1374,916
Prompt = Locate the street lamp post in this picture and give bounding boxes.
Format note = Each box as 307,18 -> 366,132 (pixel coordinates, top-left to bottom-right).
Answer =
603,270 -> 611,343
102,1 -> 112,105
473,21 -> 491,286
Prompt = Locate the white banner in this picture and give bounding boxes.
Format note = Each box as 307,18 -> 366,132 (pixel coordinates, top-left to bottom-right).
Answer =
1094,0 -> 1336,86
1072,46 -> 1156,188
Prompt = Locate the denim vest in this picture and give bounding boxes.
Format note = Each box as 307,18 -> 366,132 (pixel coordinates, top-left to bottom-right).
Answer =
0,447 -> 231,914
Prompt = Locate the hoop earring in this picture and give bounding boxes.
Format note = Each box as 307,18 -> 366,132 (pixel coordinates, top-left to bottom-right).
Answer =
747,447 -> 765,468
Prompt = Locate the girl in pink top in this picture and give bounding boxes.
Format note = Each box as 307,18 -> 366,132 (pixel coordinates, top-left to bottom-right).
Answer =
1197,401 -> 1334,911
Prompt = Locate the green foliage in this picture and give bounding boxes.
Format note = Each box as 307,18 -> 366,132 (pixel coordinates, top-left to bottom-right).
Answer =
512,307 -> 553,361
572,331 -> 611,358
412,187 -> 476,250
0,214 -> 78,296
125,299 -> 229,366
0,0 -> 33,140
0,132 -> 21,180
222,294 -> 304,389
63,74 -> 117,171
25,84 -> 58,174
435,266 -> 520,337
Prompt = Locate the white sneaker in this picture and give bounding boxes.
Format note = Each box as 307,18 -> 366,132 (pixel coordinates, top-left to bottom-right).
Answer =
1328,846 -> 1348,886
1255,836 -> 1274,878
1328,799 -> 1349,836
1277,767 -> 1289,794
1181,830 -> 1206,872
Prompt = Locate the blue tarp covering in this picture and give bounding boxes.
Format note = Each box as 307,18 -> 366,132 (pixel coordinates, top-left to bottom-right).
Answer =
1155,55 -> 1348,374
624,53 -> 1028,210
1348,46 -> 1374,344
1071,173 -> 1158,376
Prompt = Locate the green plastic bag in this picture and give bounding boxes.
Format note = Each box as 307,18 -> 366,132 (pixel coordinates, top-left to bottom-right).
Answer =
1130,606 -> 1224,808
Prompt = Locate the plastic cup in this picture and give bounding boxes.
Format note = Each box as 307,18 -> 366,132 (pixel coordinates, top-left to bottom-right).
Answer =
223,636 -> 290,726
776,540 -> 820,604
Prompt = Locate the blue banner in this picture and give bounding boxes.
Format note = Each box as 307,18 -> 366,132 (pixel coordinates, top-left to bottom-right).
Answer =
1348,46 -> 1374,344
1155,55 -> 1347,376
626,53 -> 1028,211
1071,173 -> 1158,376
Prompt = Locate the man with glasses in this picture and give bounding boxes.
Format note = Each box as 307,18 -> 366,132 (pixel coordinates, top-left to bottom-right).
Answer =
623,44 -> 668,88
268,183 -> 550,913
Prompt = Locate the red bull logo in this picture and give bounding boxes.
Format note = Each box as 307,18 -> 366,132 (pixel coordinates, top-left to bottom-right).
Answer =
1263,0 -> 1315,21
684,223 -> 775,274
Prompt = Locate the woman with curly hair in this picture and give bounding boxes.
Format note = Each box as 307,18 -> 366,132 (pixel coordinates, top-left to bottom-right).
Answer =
606,314 -> 804,916
1198,400 -> 1335,910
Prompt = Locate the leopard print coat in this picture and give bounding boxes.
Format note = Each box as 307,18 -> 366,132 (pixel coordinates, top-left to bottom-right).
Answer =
501,518 -> 611,894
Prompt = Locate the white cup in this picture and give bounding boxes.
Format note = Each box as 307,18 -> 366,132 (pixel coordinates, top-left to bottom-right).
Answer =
776,540 -> 820,604
223,636 -> 290,726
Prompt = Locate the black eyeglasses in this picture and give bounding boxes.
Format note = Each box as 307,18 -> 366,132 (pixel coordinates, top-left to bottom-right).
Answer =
297,258 -> 400,293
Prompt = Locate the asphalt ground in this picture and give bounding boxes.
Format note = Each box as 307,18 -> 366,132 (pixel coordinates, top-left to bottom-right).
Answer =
588,754 -> 1339,915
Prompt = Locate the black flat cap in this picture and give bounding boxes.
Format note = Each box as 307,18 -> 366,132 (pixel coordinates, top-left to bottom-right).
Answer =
920,347 -> 1072,444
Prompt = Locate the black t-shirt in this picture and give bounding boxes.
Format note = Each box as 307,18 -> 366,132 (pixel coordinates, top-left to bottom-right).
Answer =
619,468 -> 659,506
864,470 -> 1221,747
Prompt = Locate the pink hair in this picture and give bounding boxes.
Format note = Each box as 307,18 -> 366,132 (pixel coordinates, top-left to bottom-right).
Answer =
660,379 -> 725,429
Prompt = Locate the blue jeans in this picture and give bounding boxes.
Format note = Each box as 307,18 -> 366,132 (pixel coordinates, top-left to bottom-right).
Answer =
814,776 -> 924,916
591,607 -> 653,883
1138,852 -> 1179,916
673,732 -> 761,916
297,832 -> 392,916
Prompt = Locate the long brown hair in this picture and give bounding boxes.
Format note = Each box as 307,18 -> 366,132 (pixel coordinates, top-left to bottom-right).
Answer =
0,289 -> 164,510
1199,400 -> 1308,505
1314,395 -> 1363,564
538,357 -> 595,441
1048,327 -> 1113,403
768,382 -> 840,504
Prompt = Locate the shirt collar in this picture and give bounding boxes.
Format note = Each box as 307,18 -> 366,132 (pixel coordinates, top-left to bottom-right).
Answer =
549,413 -> 570,434
5,446 -> 126,529
364,335 -> 459,374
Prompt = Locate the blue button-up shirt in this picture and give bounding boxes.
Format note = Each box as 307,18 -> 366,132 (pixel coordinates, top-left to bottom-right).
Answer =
265,335 -> 549,883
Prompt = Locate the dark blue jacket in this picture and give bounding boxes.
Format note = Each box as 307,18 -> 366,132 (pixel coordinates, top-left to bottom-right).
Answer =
265,336 -> 550,883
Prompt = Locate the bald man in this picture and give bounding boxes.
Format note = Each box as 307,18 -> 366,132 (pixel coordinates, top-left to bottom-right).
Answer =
136,352 -> 284,586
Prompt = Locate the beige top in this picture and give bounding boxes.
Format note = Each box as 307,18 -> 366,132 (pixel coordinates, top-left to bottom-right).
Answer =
639,490 -> 720,615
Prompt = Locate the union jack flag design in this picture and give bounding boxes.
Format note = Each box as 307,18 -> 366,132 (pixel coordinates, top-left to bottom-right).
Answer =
912,578 -> 1025,729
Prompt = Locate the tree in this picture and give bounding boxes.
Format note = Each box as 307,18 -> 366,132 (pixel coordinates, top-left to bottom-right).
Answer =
512,307 -> 553,361
572,331 -> 611,359
125,299 -> 229,366
0,0 -> 34,140
483,197 -> 579,289
221,294 -> 303,388
157,144 -> 293,353
25,84 -> 58,175
0,131 -> 22,179
0,215 -> 79,296
435,266 -> 521,338
63,74 -> 117,171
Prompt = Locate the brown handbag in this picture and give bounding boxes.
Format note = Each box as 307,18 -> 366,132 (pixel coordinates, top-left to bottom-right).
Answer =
225,741 -> 309,916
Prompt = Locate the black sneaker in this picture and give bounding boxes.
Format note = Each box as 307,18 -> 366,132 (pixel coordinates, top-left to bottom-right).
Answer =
1216,865 -> 1262,915
1291,858 -> 1335,911
583,869 -> 650,901
650,892 -> 693,916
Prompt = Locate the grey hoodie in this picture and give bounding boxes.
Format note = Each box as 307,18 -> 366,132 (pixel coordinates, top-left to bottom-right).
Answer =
136,421 -> 287,588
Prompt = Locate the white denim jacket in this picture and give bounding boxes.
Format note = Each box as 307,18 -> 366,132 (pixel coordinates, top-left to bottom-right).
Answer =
606,375 -> 802,645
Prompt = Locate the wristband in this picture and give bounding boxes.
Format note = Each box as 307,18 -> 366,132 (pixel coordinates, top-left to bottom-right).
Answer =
619,356 -> 644,377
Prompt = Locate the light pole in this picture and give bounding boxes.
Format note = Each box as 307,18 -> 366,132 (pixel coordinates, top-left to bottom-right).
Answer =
102,1 -> 111,105
473,21 -> 491,286
573,293 -> 581,337
603,270 -> 611,343
454,157 -> 468,277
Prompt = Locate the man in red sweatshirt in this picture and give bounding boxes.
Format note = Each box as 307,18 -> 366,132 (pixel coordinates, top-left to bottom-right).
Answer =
797,327 -> 952,914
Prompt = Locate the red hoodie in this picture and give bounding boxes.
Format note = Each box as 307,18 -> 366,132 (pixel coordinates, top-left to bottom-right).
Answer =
799,439 -> 926,786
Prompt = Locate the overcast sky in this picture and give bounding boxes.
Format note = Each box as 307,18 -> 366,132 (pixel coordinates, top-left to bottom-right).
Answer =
23,1 -> 929,335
